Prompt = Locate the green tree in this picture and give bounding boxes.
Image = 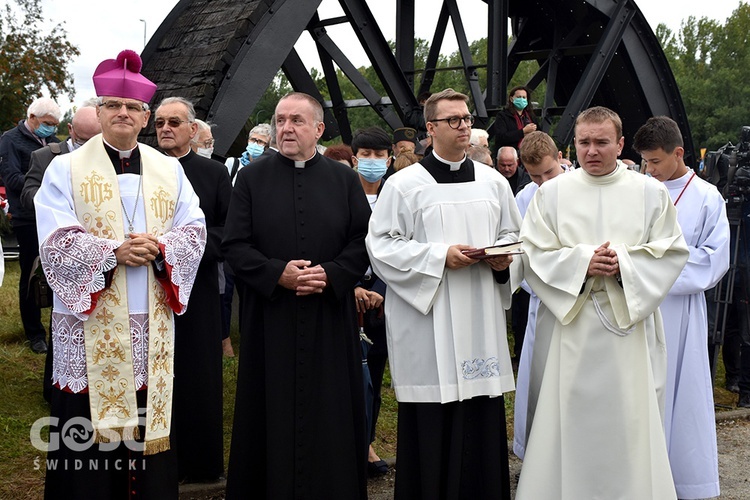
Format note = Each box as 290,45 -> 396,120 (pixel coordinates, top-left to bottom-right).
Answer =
0,0 -> 79,131
658,2 -> 750,151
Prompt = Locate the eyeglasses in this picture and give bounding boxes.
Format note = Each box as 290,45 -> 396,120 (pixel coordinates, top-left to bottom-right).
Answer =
195,138 -> 215,148
248,137 -> 269,147
154,118 -> 190,129
100,100 -> 145,113
430,115 -> 475,129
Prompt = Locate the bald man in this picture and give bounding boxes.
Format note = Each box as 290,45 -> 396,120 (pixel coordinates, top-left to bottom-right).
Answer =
22,103 -> 102,209
495,146 -> 530,194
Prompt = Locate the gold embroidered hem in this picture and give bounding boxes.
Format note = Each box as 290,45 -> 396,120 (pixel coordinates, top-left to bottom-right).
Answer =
71,135 -> 178,454
93,425 -> 141,444
143,436 -> 171,456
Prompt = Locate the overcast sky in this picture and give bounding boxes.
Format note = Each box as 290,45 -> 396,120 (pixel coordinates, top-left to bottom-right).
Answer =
35,0 -> 744,113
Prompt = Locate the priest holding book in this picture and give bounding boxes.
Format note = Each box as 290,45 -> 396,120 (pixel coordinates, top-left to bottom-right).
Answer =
366,88 -> 522,499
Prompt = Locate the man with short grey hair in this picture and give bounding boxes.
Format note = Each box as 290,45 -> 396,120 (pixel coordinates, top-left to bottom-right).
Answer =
154,96 -> 232,483
22,100 -> 101,210
190,119 -> 215,158
222,91 -> 371,498
0,96 -> 62,353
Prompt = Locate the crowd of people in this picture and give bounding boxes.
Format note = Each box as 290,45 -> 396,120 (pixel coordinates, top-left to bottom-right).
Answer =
0,48 -> 742,499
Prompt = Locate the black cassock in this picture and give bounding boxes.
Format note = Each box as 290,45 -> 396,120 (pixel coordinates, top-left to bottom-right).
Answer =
222,152 -> 371,499
172,150 -> 232,481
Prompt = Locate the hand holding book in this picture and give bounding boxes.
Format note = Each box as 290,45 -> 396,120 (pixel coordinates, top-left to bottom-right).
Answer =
460,241 -> 523,259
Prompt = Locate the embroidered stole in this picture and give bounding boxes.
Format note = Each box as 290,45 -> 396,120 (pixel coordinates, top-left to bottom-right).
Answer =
71,135 -> 177,455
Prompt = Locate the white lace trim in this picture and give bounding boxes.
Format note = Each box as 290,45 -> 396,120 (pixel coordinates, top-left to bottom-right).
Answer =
40,227 -> 119,317
161,224 -> 206,314
51,311 -> 150,393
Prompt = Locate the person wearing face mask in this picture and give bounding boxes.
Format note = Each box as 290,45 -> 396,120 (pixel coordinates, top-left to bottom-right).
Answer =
350,126 -> 392,477
21,100 -> 101,211
0,96 -> 62,354
489,85 -> 539,155
224,123 -> 272,185
20,99 -> 103,402
190,118 -> 216,159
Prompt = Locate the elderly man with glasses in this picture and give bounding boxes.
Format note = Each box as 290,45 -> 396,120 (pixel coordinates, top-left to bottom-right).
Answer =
154,96 -> 232,484
35,50 -> 206,498
366,88 -> 522,499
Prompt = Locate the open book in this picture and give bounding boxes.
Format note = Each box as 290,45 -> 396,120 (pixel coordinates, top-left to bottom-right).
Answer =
461,241 -> 523,259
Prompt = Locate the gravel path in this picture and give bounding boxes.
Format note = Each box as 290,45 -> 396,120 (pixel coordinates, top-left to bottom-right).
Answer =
366,411 -> 750,499
178,412 -> 750,499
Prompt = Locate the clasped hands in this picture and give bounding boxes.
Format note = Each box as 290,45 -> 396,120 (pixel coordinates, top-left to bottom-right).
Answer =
115,233 -> 160,267
279,259 -> 328,296
446,244 -> 513,272
587,241 -> 620,278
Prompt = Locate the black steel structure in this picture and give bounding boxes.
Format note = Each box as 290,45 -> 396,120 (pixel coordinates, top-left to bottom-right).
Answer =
141,0 -> 693,161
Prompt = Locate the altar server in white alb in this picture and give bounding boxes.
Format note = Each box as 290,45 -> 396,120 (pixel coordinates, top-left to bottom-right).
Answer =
633,116 -> 729,499
366,88 -> 521,499
515,106 -> 689,500
35,49 -> 206,499
510,131 -> 569,460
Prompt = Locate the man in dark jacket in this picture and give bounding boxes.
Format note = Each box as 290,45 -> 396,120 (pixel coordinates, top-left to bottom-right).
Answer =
21,103 -> 101,210
0,97 -> 61,353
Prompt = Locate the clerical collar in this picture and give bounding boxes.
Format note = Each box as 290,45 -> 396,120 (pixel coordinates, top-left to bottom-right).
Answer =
102,137 -> 137,159
294,151 -> 317,169
432,150 -> 466,171
103,139 -> 141,175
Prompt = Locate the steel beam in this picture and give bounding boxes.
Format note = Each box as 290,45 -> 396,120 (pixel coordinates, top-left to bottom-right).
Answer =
396,0 -> 416,91
418,2 -> 450,97
310,25 -> 402,131
446,0 -> 488,124
206,0 -> 323,155
486,0 -> 509,112
553,0 -> 635,146
338,0 -> 418,120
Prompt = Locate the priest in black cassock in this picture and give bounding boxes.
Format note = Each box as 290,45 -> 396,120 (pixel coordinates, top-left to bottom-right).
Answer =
155,97 -> 231,482
222,92 -> 371,499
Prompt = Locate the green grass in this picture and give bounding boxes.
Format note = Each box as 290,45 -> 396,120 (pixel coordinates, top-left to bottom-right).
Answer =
0,261 -> 49,500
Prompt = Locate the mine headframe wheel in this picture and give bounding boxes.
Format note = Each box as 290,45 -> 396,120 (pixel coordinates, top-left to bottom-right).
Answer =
141,0 -> 693,162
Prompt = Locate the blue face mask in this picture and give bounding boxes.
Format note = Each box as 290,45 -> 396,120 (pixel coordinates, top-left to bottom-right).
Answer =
512,97 -> 528,111
246,142 -> 265,159
356,158 -> 388,183
34,123 -> 57,138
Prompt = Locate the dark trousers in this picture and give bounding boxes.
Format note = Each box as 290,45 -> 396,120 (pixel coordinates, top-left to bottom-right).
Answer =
221,262 -> 235,340
364,309 -> 387,443
394,397 -> 511,500
15,224 -> 46,342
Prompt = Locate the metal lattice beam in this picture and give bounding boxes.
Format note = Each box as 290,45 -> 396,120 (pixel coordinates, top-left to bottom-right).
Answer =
142,0 -> 695,162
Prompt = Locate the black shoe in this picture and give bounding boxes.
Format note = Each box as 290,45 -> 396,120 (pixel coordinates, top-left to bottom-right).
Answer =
30,338 -> 48,354
367,459 -> 389,477
727,377 -> 740,394
739,392 -> 750,408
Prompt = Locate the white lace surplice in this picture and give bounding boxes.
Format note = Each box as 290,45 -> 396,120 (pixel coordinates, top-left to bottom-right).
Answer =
35,152 -> 206,393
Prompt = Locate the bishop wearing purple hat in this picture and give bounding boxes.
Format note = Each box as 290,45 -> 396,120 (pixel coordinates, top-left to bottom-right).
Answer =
35,50 -> 207,499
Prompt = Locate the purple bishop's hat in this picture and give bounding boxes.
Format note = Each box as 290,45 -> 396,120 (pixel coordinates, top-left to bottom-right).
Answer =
92,50 -> 157,103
